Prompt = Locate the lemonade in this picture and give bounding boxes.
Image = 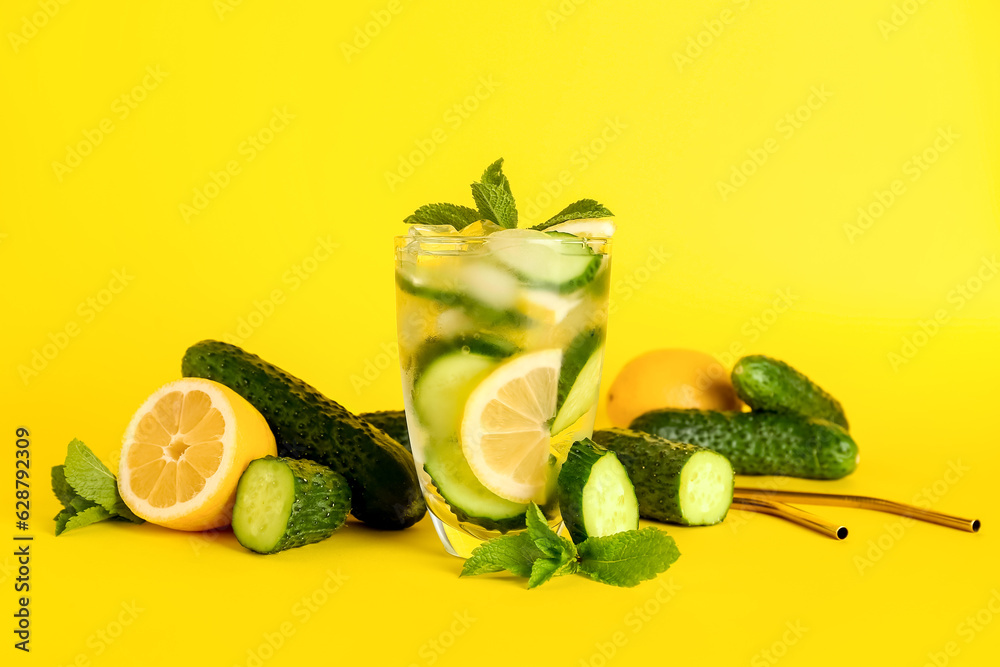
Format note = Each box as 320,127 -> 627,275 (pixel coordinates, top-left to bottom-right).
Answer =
395,226 -> 612,556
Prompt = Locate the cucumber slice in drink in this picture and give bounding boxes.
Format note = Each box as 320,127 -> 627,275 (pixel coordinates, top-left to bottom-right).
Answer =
558,438 -> 639,544
592,428 -> 734,526
232,456 -> 351,554
412,335 -> 517,437
424,440 -> 529,533
551,329 -> 605,434
396,265 -> 526,326
487,229 -> 602,293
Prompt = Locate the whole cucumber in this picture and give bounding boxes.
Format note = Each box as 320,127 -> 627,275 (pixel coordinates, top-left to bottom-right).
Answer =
731,355 -> 848,428
629,409 -> 858,480
182,340 -> 425,529
360,410 -> 410,452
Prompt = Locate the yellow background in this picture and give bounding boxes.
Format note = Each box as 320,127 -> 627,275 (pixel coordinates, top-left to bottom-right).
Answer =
2,1 -> 998,665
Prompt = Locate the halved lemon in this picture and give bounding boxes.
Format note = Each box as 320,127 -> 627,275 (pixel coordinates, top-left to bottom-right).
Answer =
118,378 -> 276,531
461,349 -> 562,504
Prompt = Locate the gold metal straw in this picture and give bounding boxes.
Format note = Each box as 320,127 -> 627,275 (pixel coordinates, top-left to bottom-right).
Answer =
731,495 -> 848,540
734,487 -> 981,533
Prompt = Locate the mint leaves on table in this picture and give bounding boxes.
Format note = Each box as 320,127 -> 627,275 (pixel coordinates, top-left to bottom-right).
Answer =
532,198 -> 614,230
52,439 -> 143,535
404,202 -> 481,230
403,158 -> 614,231
576,528 -> 681,587
461,504 -> 679,589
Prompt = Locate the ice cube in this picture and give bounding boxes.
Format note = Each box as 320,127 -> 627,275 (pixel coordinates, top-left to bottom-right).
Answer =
436,308 -> 476,337
407,224 -> 459,237
458,261 -> 518,310
460,220 -> 503,236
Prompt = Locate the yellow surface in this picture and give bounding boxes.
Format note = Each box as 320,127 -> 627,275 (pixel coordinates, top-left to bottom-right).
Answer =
2,1 -> 998,665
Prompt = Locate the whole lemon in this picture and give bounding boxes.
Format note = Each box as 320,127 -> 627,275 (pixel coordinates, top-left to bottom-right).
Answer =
606,349 -> 741,427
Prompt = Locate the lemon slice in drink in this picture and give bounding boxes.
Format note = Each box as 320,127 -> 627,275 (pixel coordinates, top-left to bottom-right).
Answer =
542,218 -> 616,238
118,378 -> 276,531
461,349 -> 562,504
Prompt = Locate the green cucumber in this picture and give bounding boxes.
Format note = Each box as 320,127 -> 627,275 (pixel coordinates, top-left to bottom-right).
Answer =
551,329 -> 605,434
732,355 -> 848,428
488,230 -> 602,293
424,440 -> 528,533
232,456 -> 351,554
629,409 -> 859,480
360,410 -> 410,452
396,265 -> 526,326
592,429 -> 733,526
181,340 -> 425,530
412,335 -> 516,437
557,438 -> 639,543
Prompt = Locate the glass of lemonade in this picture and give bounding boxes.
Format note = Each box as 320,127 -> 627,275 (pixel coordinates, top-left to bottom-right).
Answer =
395,226 -> 612,557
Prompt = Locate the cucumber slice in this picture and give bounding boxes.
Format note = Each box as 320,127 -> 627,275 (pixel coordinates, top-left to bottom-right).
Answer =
396,265 -> 526,326
232,456 -> 351,554
424,440 -> 528,533
487,230 -> 602,293
412,335 -> 517,437
558,438 -> 639,544
592,428 -> 733,526
551,329 -> 605,434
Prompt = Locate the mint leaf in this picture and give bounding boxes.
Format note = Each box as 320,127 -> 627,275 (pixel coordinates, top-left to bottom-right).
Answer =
53,438 -> 143,535
111,499 -> 144,524
404,202 -> 481,230
471,158 -> 518,228
534,199 -> 614,230
62,505 -> 113,534
528,551 -> 578,589
525,503 -> 576,561
64,439 -> 120,511
577,528 -> 680,588
461,533 -> 543,578
54,509 -> 75,536
51,465 -> 77,507
69,495 -> 98,513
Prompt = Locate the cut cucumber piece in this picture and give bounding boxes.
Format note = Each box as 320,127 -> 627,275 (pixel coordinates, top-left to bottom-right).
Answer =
487,229 -> 602,293
232,456 -> 351,554
592,428 -> 733,526
558,438 -> 639,544
551,329 -> 605,434
396,265 -> 526,326
412,335 -> 517,437
424,440 -> 528,533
